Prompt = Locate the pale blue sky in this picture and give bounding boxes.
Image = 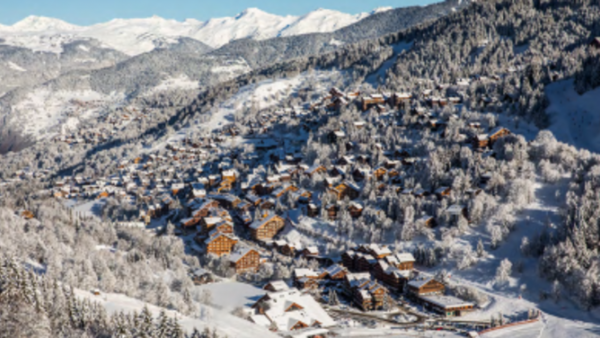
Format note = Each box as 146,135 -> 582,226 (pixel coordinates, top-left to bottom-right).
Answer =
1,0 -> 440,25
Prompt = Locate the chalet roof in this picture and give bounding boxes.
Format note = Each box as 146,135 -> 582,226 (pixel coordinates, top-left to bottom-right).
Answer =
395,252 -> 416,263
366,243 -> 392,256
305,164 -> 324,175
324,264 -> 345,277
394,92 -> 411,99
435,186 -> 450,194
229,247 -> 256,263
294,269 -> 318,279
490,126 -> 509,136
349,201 -> 363,210
345,272 -> 372,288
257,288 -> 336,330
408,277 -> 435,289
344,180 -> 361,192
204,231 -> 237,245
420,294 -> 474,309
264,280 -> 290,292
446,204 -> 465,215
304,246 -> 319,255
249,214 -> 282,230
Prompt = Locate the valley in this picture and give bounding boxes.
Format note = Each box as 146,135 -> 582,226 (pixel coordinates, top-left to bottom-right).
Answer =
1,1 -> 600,338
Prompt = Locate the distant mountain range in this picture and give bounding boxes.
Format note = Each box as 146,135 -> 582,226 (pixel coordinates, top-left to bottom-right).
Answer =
0,1 -> 472,152
0,7 -> 392,55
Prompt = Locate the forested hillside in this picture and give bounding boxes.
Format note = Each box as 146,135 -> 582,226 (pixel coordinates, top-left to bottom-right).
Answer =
2,0 -> 600,336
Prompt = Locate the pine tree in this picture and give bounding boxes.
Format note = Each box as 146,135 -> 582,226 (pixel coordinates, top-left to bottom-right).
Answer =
154,310 -> 171,338
138,306 -> 154,338
326,289 -> 338,306
170,317 -> 185,338
477,238 -> 486,258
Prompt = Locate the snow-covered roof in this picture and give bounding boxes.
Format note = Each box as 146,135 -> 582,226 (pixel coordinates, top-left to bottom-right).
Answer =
249,214 -> 282,230
265,280 -> 290,292
435,186 -> 450,194
256,288 -> 335,331
325,264 -> 345,277
446,204 -> 465,215
408,277 -> 436,289
367,243 -> 392,256
393,252 -> 415,263
420,294 -> 474,309
490,126 -> 508,136
229,247 -> 255,263
294,268 -> 318,279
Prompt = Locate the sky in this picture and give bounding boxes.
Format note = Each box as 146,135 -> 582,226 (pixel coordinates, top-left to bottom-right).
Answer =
0,0 -> 441,26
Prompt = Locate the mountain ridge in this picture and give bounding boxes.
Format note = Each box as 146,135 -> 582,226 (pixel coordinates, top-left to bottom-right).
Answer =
0,7 -> 391,55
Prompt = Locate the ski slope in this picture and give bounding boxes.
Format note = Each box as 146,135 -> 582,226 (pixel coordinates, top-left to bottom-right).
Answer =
75,288 -> 280,338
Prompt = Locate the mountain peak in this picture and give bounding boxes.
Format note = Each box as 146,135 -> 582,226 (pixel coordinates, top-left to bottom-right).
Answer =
11,15 -> 79,31
371,7 -> 394,14
237,8 -> 271,19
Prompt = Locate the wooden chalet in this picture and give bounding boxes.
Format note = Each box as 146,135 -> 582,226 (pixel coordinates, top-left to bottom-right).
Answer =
348,202 -> 364,218
357,244 -> 392,260
342,250 -> 357,270
419,295 -> 475,317
230,247 -> 260,273
418,215 -> 437,228
325,203 -> 340,220
434,186 -> 451,199
190,268 -> 212,285
301,246 -> 319,258
407,278 -> 445,297
198,217 -> 226,235
361,94 -> 386,111
391,92 -> 412,107
189,199 -> 219,218
346,273 -> 389,311
249,214 -> 285,241
323,264 -> 347,280
204,231 -> 238,256
328,181 -> 361,201
384,252 -> 415,270
447,204 -> 469,222
207,194 -> 242,210
373,260 -> 411,292
305,164 -> 327,177
489,127 -> 511,143
373,167 -> 388,181
474,127 -> 511,149
263,280 -> 290,292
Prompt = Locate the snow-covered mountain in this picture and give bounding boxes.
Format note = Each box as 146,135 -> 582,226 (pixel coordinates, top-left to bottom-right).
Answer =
0,7 -> 392,55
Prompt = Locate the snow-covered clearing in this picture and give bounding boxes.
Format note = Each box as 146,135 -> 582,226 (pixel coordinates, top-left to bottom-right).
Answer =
12,88 -> 125,139
196,281 -> 265,311
64,198 -> 107,219
74,288 -> 280,338
144,75 -> 200,96
545,79 -> 600,153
